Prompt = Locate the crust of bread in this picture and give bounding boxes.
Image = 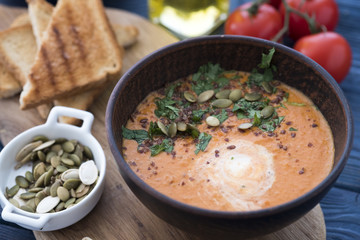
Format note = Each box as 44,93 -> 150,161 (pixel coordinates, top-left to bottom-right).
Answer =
0,25 -> 37,86
0,63 -> 22,98
20,0 -> 122,110
112,24 -> 139,48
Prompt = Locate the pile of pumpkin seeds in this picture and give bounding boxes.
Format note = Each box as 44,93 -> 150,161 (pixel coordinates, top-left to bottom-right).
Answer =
5,136 -> 99,214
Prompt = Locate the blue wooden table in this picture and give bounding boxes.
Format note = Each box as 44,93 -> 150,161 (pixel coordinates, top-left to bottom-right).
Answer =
0,0 -> 359,239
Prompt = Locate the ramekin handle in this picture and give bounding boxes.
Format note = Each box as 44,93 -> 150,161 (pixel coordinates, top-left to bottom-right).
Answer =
1,204 -> 50,230
45,106 -> 94,133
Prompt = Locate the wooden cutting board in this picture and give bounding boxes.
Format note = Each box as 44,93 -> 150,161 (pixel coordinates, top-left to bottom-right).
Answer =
0,5 -> 326,240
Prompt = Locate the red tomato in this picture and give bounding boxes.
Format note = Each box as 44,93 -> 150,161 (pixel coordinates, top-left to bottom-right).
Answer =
225,3 -> 282,41
294,32 -> 352,83
279,0 -> 339,41
269,0 -> 282,8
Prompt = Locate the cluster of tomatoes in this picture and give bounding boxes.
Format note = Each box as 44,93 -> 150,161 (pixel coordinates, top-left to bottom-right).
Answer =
224,0 -> 352,83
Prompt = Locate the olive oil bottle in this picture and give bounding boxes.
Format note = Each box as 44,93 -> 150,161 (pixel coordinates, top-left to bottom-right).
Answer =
149,0 -> 229,39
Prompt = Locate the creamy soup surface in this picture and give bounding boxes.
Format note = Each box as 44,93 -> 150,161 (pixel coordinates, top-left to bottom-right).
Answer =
122,66 -> 334,211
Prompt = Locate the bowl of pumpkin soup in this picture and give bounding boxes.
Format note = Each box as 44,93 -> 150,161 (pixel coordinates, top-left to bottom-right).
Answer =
106,36 -> 353,239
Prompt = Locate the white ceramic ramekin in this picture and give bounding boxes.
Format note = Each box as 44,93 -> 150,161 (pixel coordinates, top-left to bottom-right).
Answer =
0,106 -> 106,231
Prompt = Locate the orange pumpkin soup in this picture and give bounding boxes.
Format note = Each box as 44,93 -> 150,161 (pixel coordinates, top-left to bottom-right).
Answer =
122,54 -> 334,212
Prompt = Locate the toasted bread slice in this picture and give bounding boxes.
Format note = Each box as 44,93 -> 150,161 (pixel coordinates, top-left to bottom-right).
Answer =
27,0 -> 53,48
20,0 -> 123,110
10,13 -> 31,27
0,15 -> 26,99
0,63 -> 21,98
112,24 -> 139,48
0,25 -> 37,87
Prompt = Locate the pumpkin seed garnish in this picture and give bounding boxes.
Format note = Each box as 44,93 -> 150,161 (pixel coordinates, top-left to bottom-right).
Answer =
212,99 -> 233,108
244,92 -> 262,102
238,122 -> 254,130
157,121 -> 168,136
168,122 -> 177,138
184,91 -> 197,102
261,106 -> 275,119
261,81 -> 273,94
215,89 -> 231,99
197,90 -> 214,103
229,89 -> 243,102
20,192 -> 36,200
21,205 -> 35,213
177,122 -> 187,132
57,186 -> 70,202
206,116 -> 220,127
6,185 -> 19,198
62,141 -> 75,153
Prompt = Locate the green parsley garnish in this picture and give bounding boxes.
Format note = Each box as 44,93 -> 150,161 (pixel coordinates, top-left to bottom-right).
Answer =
289,127 -> 298,131
122,126 -> 148,144
195,133 -> 212,154
150,139 -> 174,156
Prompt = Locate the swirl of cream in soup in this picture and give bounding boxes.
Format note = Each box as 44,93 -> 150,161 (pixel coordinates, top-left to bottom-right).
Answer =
194,139 -> 275,211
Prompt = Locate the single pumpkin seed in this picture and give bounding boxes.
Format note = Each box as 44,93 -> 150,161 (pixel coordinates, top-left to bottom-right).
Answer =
83,146 -> 93,160
69,154 -> 81,166
15,176 -> 29,188
57,186 -> 70,202
15,153 -> 33,170
6,185 -> 19,198
25,171 -> 35,183
157,121 -> 168,136
37,151 -> 46,162
56,165 -> 68,173
75,196 -> 86,204
177,122 -> 187,131
51,144 -> 62,153
261,106 -> 275,119
50,155 -> 61,168
9,198 -> 20,208
64,197 -> 76,208
238,122 -> 253,130
36,196 -> 60,214
44,187 -> 51,196
21,205 -> 35,213
35,191 -> 47,201
50,180 -> 61,197
33,162 -> 46,180
184,91 -> 197,102
55,202 -> 65,212
28,187 -> 43,193
33,140 -> 56,152
34,172 -> 46,187
55,138 -> 67,144
79,160 -> 98,185
63,179 -> 81,190
261,81 -> 273,94
229,89 -> 243,102
33,135 -> 48,142
74,145 -> 84,160
26,198 -> 37,210
15,141 -> 42,162
20,192 -> 36,200
197,90 -> 214,103
70,188 -> 76,198
61,169 -> 79,182
215,89 -> 231,99
62,141 -> 75,153
206,116 -> 220,127
61,157 -> 75,166
212,99 -> 233,108
168,122 -> 177,138
34,197 -> 41,207
44,167 -> 54,186
245,92 -> 262,102
46,151 -> 57,163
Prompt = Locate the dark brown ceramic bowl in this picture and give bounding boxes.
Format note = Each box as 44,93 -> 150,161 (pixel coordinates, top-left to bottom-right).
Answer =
106,36 -> 353,239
